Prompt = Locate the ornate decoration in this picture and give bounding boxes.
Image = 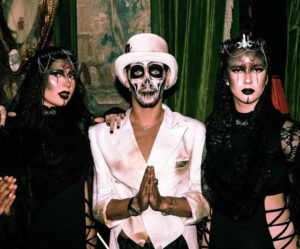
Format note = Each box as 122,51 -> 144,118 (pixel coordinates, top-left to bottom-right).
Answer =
17,16 -> 24,30
0,0 -> 59,74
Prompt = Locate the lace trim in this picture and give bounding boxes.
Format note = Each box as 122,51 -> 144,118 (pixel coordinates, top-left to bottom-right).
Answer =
281,120 -> 300,162
85,199 -> 97,249
266,202 -> 296,249
202,210 -> 212,248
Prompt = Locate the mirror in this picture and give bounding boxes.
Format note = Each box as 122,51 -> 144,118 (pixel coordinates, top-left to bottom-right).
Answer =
0,0 -> 59,74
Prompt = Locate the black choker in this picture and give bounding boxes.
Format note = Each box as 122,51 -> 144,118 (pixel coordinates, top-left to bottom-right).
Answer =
42,106 -> 57,116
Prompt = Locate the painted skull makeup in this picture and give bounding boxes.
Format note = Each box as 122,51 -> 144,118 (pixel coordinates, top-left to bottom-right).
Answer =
127,62 -> 168,108
226,50 -> 268,112
43,60 -> 76,107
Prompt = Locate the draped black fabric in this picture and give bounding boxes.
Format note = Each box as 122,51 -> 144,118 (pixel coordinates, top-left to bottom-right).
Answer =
204,106 -> 289,220
0,106 -> 94,249
24,106 -> 90,199
0,117 -> 28,249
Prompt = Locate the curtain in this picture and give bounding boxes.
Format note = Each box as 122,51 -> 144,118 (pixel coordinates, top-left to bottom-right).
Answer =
55,0 -> 78,55
284,0 -> 300,121
151,0 -> 226,122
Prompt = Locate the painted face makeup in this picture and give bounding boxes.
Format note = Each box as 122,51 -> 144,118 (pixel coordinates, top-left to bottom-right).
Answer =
43,60 -> 76,107
128,61 -> 167,108
226,50 -> 268,112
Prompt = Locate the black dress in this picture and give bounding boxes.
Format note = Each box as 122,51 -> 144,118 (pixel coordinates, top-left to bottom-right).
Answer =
0,106 -> 95,249
203,108 -> 300,249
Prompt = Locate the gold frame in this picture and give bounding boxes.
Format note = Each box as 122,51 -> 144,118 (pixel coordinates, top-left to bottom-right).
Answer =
0,0 -> 59,74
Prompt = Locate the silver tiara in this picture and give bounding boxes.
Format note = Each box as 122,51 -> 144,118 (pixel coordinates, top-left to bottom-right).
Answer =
221,34 -> 266,53
37,49 -> 77,74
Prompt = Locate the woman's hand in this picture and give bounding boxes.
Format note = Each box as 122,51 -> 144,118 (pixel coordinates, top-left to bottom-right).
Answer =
0,105 -> 16,127
0,176 -> 17,216
0,105 -> 7,127
105,113 -> 125,133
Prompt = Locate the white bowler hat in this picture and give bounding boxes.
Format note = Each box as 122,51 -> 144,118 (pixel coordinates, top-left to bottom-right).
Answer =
115,33 -> 178,89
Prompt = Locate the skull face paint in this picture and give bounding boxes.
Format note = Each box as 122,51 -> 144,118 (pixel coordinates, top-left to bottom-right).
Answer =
43,60 -> 76,107
226,50 -> 268,112
128,62 -> 167,108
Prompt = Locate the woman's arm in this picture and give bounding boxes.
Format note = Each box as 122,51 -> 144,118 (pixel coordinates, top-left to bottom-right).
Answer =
84,181 -> 97,249
281,120 -> 300,242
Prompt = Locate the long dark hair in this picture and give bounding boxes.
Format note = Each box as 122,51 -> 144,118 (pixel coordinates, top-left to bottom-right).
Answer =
203,35 -> 283,219
11,46 -> 93,133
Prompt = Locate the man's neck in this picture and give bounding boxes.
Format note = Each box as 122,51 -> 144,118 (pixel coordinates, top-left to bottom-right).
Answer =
130,99 -> 164,128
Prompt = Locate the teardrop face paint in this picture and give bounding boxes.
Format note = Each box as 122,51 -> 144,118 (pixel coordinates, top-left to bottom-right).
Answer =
43,60 -> 76,107
226,50 -> 268,113
127,61 -> 167,108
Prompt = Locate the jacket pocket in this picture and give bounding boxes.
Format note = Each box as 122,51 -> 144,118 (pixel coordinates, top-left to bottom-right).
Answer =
175,160 -> 189,169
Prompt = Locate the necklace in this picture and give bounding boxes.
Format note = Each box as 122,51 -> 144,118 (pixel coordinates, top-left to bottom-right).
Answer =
143,126 -> 151,131
131,112 -> 164,132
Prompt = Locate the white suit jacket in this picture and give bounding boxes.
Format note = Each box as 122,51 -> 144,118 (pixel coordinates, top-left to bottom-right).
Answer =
89,104 -> 209,249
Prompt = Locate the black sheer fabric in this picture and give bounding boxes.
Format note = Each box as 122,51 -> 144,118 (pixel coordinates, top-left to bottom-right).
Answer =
0,107 -> 97,249
204,106 -> 287,220
281,120 -> 300,236
202,106 -> 300,248
24,106 -> 88,199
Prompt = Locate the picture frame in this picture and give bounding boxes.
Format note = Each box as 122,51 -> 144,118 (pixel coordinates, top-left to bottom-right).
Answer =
0,0 -> 59,74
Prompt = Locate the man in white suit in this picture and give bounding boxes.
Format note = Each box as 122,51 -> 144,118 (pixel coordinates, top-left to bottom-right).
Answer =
89,33 -> 209,249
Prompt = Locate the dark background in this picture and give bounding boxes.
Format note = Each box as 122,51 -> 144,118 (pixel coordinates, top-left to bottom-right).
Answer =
239,0 -> 287,82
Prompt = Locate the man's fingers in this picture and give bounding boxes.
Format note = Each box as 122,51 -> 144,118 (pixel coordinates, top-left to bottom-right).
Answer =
141,167 -> 150,183
149,180 -> 153,196
148,166 -> 155,181
145,181 -> 150,196
140,174 -> 149,194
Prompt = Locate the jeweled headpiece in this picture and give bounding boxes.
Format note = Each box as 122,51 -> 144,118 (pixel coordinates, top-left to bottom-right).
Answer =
221,34 -> 268,66
35,47 -> 78,74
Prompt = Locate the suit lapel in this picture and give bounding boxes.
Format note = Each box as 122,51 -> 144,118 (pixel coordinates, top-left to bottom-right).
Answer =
147,105 -> 187,172
107,109 -> 146,190
106,105 -> 187,189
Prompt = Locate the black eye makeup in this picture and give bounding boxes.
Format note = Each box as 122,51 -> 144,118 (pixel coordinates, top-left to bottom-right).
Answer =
48,69 -> 76,79
251,66 -> 265,73
48,69 -> 65,78
149,64 -> 163,78
130,65 -> 145,78
68,71 -> 77,79
230,66 -> 244,73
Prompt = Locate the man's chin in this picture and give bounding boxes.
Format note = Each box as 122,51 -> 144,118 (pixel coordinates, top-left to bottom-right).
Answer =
135,95 -> 160,108
138,101 -> 158,108
136,99 -> 160,108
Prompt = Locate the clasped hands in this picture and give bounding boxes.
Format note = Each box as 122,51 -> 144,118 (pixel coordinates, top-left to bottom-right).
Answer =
135,166 -> 168,213
0,176 -> 17,216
